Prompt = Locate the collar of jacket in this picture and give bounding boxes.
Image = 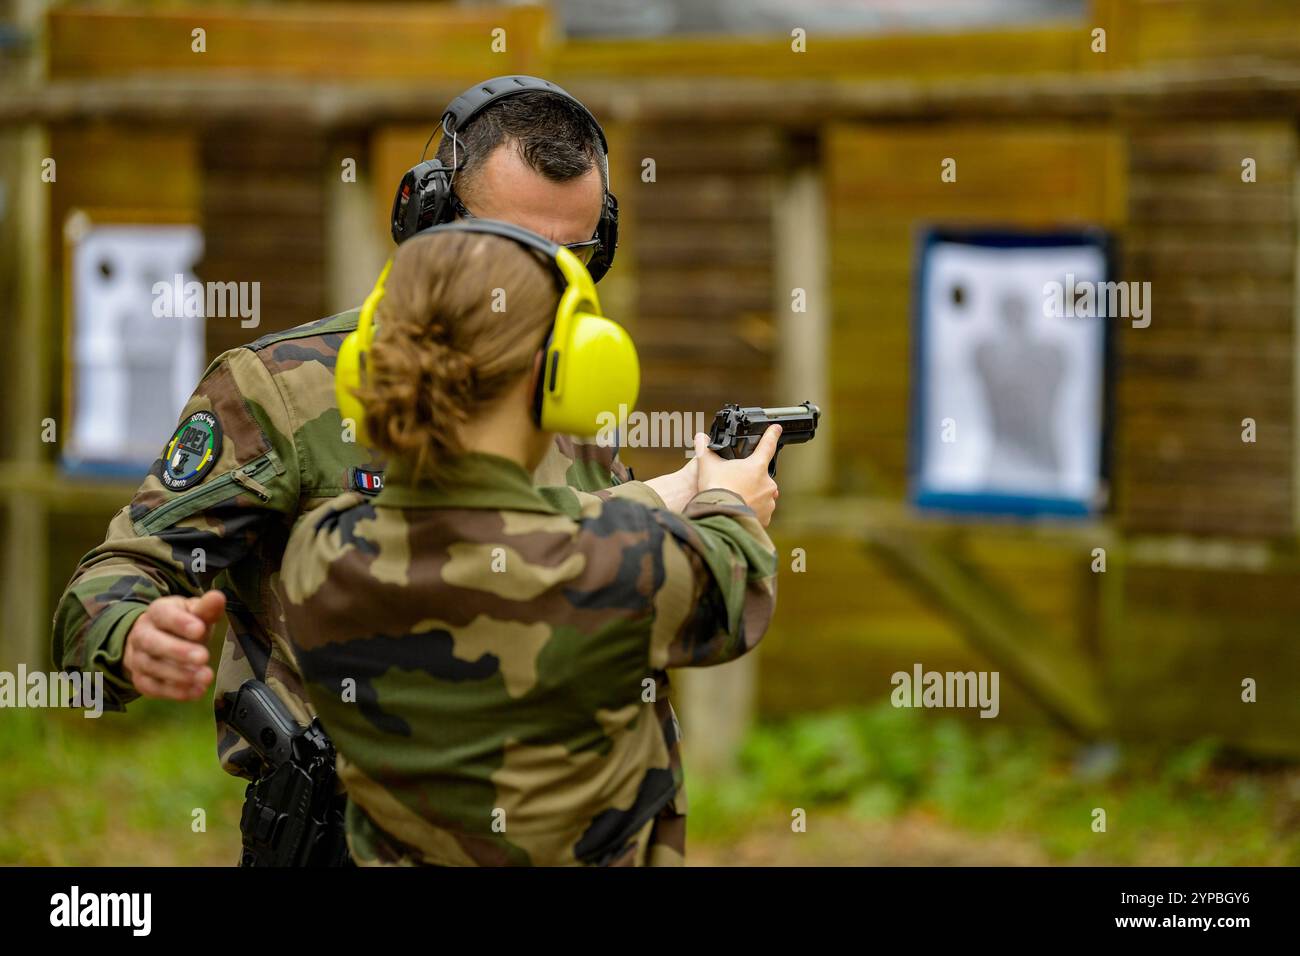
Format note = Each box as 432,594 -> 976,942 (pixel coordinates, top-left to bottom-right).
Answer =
374,452 -> 560,514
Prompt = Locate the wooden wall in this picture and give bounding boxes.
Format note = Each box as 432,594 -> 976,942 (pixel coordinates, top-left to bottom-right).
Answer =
1104,555 -> 1300,758
825,123 -> 1127,496
751,124 -> 1126,721
760,526 -> 1096,722
40,125 -> 201,630
18,0 -> 1300,751
1117,0 -> 1300,65
619,123 -> 780,480
198,126 -> 329,361
1116,122 -> 1296,536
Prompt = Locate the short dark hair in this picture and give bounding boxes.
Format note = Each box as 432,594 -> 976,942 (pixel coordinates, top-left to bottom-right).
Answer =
435,90 -> 607,198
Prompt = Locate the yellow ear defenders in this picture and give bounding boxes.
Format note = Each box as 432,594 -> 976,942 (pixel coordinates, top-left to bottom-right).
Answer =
335,219 -> 639,445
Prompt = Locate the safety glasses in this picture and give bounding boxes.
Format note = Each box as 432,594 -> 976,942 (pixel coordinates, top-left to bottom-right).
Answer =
449,193 -> 601,266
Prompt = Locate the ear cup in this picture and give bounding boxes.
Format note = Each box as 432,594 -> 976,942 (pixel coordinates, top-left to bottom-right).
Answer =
535,243 -> 636,435
334,261 -> 391,446
335,331 -> 370,445
390,161 -> 454,244
538,312 -> 639,437
340,226 -> 638,450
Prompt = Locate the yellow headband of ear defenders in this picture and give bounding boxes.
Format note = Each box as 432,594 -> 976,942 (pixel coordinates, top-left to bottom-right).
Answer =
335,219 -> 639,445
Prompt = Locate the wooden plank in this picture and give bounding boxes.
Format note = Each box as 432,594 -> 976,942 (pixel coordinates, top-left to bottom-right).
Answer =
1130,188 -> 1295,224
757,531 -> 969,717
1126,121 -> 1298,171
561,26 -> 1100,81
14,63 -> 1300,130
1132,0 -> 1300,65
47,5 -> 552,81
1103,559 -> 1300,757
1126,243 -> 1293,277
866,527 -> 1109,737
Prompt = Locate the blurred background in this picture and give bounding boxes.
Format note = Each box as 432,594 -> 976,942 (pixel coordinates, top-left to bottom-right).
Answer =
2,0 -> 1300,866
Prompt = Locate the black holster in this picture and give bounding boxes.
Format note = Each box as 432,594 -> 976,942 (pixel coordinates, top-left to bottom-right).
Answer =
225,679 -> 352,867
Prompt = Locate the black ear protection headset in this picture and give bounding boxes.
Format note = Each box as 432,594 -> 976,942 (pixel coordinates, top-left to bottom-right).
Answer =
389,75 -> 619,283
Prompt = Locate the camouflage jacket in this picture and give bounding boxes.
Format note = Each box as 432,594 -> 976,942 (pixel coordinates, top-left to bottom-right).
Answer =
277,452 -> 777,866
50,309 -> 668,778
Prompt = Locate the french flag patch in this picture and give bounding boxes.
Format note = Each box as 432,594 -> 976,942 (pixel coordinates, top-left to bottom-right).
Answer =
351,467 -> 385,495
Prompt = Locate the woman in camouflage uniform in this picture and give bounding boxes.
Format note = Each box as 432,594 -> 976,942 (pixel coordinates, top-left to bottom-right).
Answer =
278,227 -> 780,866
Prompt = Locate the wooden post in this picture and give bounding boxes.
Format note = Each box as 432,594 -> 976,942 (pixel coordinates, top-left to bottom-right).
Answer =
774,162 -> 831,494
326,135 -> 387,315
1293,157 -> 1300,533
1,0 -> 52,673
675,151 -> 831,775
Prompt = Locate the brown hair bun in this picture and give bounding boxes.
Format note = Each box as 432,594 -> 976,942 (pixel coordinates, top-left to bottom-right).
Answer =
356,231 -> 559,480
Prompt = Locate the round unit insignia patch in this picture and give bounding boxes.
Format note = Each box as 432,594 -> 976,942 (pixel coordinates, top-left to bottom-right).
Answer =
162,411 -> 222,491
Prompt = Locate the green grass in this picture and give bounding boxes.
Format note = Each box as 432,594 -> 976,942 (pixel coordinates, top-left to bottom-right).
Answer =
0,700 -> 245,865
3,697 -> 1296,865
689,703 -> 1300,865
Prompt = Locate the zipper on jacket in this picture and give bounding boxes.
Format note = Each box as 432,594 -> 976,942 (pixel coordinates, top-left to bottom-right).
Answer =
231,466 -> 272,501
135,452 -> 279,535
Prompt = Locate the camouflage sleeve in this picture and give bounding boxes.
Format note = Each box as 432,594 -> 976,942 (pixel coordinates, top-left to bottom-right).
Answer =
51,347 -> 300,709
571,487 -> 778,670
644,488 -> 778,669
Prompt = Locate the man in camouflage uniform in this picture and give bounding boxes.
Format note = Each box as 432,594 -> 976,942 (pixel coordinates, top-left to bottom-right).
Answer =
278,437 -> 779,866
51,83 -> 701,863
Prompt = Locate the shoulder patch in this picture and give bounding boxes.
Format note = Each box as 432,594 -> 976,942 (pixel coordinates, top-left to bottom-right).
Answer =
162,410 -> 222,490
351,467 -> 385,495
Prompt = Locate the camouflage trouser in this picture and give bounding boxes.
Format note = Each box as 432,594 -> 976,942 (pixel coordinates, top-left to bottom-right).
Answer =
647,673 -> 687,866
645,807 -> 687,867
347,802 -> 683,868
